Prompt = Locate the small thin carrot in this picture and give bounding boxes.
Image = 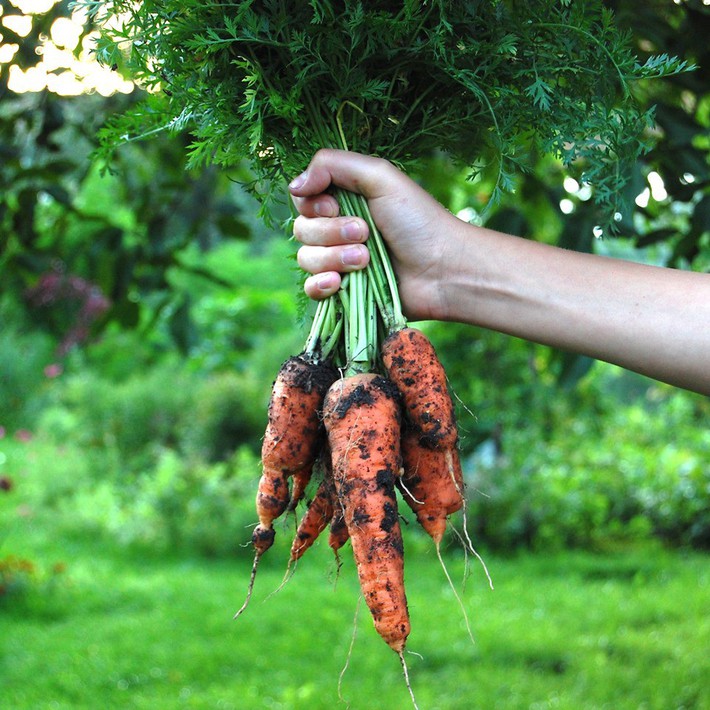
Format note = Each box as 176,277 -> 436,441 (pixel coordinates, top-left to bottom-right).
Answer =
328,507 -> 350,556
289,471 -> 335,563
287,468 -> 312,512
236,353 -> 336,618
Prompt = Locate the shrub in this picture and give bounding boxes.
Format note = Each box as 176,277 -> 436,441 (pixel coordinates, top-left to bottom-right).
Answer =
54,361 -> 196,470
69,446 -> 261,556
0,299 -> 58,432
466,386 -> 710,550
182,371 -> 267,461
0,554 -> 68,613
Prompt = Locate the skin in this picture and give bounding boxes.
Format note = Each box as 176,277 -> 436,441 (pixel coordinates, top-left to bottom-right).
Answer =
290,149 -> 710,396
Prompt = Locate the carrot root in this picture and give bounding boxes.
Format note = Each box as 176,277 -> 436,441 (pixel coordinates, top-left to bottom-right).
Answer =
398,650 -> 420,710
435,542 -> 476,646
233,550 -> 261,619
338,595 -> 361,707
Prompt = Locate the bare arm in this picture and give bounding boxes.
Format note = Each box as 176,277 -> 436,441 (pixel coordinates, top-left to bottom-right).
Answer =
442,223 -> 710,394
290,150 -> 710,396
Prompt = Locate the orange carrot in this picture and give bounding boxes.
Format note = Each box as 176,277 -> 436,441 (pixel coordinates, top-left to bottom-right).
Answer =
287,468 -> 312,512
381,327 -> 457,449
255,354 -> 337,546
289,467 -> 336,563
328,506 -> 350,556
323,373 -> 410,654
382,327 -> 465,542
385,329 -> 494,606
397,428 -> 464,541
236,353 -> 336,618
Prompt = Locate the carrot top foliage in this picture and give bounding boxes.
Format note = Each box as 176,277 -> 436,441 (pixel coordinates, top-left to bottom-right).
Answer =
85,0 -> 688,225
82,0 -> 690,373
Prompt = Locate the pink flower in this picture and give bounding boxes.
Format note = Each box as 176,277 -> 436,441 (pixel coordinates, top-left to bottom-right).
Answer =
44,363 -> 63,379
14,429 -> 33,443
0,426 -> 5,439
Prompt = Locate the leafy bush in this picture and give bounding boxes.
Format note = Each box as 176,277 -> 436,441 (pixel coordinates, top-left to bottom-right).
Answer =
466,383 -> 710,550
46,359 -> 273,470
0,299 -> 58,432
183,371 -> 267,461
0,554 -> 68,612
51,361 -> 196,470
69,446 -> 260,556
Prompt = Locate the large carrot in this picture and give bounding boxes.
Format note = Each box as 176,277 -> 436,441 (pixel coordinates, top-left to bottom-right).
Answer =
323,373 -> 410,655
236,353 -> 337,617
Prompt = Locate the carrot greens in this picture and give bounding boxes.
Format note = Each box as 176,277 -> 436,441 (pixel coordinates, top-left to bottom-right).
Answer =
83,0 -> 689,371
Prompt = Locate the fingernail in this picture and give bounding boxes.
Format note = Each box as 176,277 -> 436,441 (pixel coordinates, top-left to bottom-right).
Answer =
340,220 -> 362,241
314,200 -> 336,217
289,171 -> 308,190
316,273 -> 336,291
341,245 -> 365,266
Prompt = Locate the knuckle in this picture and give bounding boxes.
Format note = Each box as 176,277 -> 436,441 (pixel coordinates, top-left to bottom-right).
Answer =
292,215 -> 307,241
295,245 -> 310,270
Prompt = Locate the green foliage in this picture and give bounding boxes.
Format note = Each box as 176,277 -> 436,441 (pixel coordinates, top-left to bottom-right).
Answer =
467,381 -> 710,550
175,239 -> 304,373
69,447 -> 260,556
0,88 -> 265,349
0,554 -> 67,613
54,361 -> 195,468
1,521 -> 708,709
45,358 -> 267,472
183,372 -> 268,462
85,0 -> 690,228
0,298 -> 57,431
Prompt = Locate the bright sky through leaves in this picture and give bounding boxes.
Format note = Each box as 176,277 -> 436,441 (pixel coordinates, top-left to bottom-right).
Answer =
0,0 -> 133,95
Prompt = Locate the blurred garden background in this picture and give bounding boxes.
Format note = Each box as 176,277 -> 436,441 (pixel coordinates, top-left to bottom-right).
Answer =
1,1 -> 709,708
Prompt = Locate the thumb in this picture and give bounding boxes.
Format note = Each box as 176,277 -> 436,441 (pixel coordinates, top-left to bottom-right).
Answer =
288,149 -> 402,200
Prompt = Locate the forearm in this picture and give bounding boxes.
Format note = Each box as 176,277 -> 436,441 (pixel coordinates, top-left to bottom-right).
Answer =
440,221 -> 710,395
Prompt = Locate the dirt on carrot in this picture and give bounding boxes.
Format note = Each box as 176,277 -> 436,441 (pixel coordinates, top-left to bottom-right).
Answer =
397,427 -> 465,545
236,353 -> 337,617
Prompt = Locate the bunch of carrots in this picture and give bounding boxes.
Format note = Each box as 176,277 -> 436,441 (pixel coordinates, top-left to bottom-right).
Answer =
236,174 -> 489,706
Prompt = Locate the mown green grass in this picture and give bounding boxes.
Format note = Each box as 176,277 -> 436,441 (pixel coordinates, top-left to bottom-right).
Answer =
2,507 -> 708,710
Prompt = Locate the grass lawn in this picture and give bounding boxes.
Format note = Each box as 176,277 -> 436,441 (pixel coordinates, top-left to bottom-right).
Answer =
2,507 -> 708,710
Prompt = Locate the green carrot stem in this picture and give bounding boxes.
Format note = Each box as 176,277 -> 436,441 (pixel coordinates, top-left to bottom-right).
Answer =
299,90 -> 407,371
304,296 -> 342,361
322,302 -> 344,358
335,189 -> 390,321
352,192 -> 406,331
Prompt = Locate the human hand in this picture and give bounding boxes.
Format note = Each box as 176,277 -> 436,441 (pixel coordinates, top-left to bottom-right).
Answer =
288,149 -> 462,322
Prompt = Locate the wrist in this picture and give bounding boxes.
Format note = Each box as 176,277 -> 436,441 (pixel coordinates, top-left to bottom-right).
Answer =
429,216 -> 486,323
